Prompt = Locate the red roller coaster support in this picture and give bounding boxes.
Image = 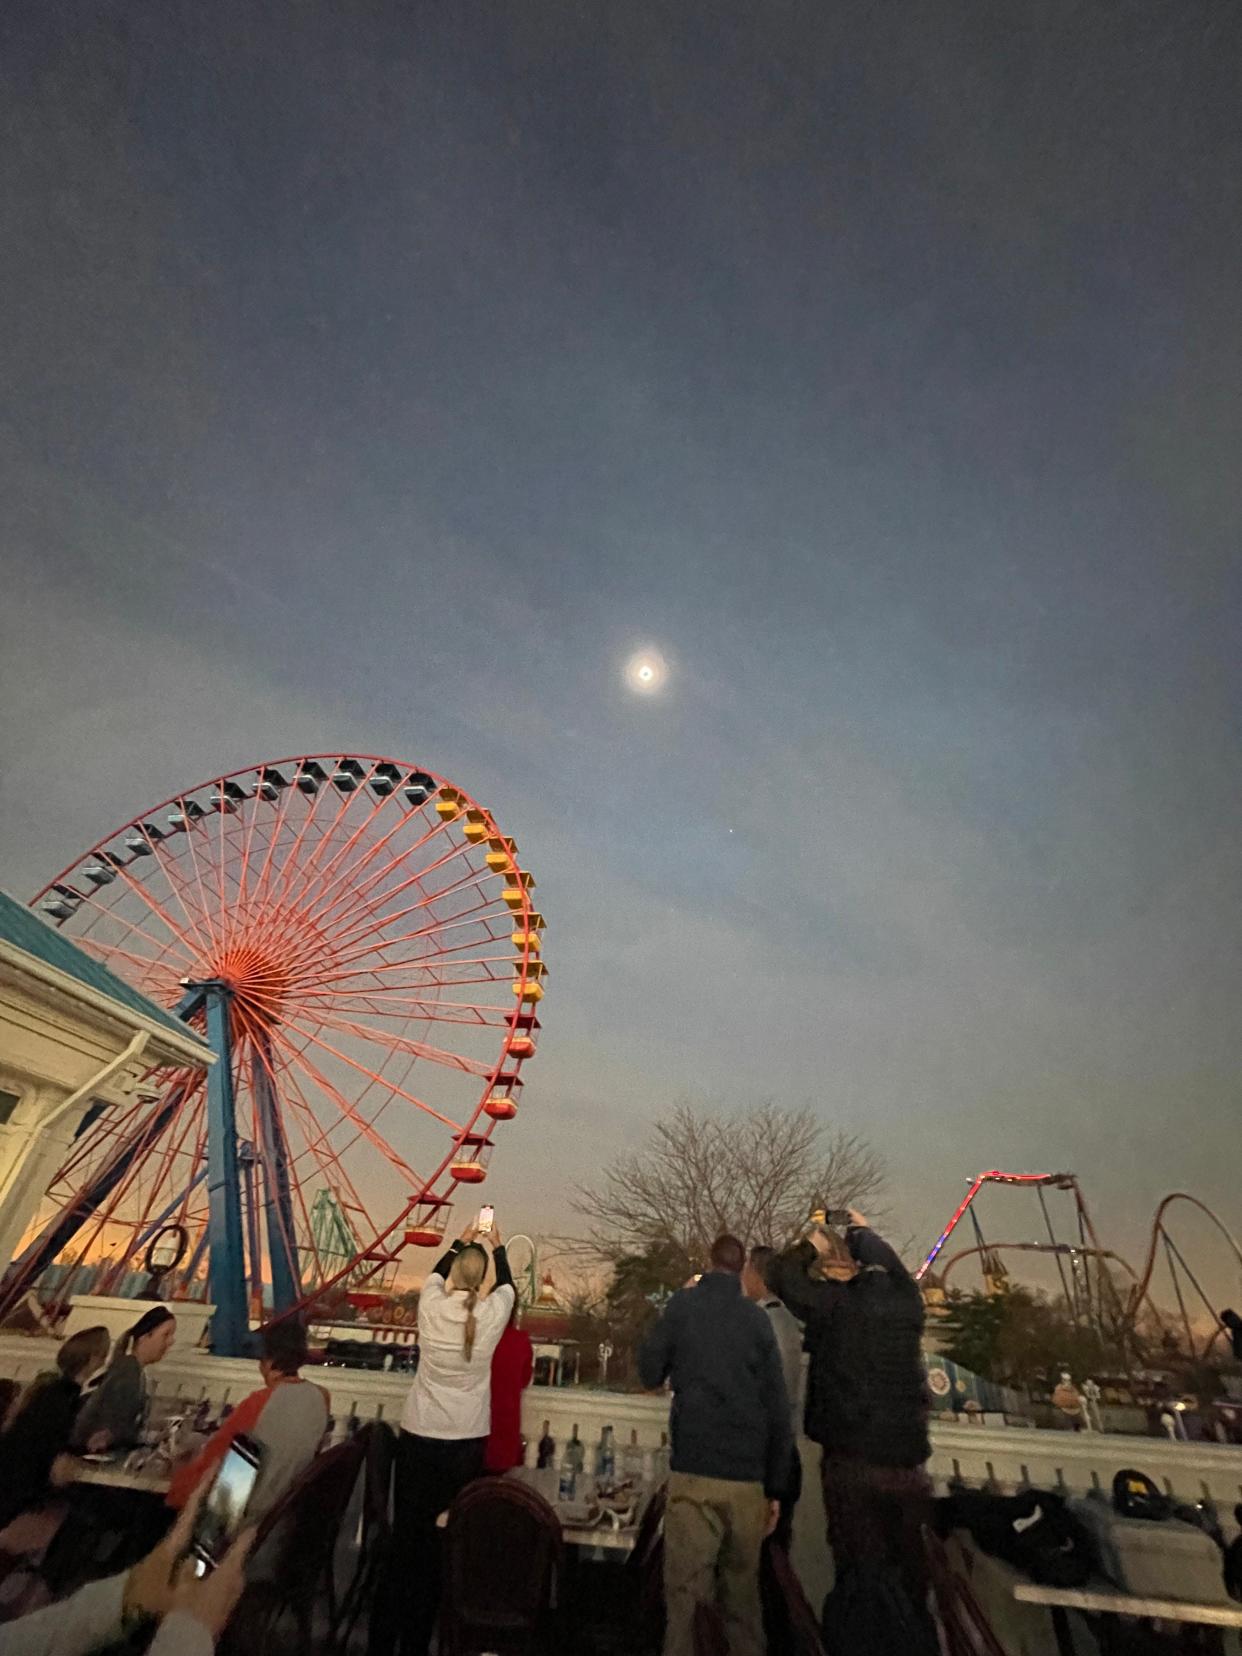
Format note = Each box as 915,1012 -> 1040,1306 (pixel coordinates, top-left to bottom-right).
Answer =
916,1170 -> 1078,1282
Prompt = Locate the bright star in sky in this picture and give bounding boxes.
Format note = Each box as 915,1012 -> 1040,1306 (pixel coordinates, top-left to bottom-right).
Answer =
625,648 -> 668,694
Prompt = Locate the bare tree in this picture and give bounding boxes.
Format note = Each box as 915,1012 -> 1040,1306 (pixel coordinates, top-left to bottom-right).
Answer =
572,1100 -> 886,1267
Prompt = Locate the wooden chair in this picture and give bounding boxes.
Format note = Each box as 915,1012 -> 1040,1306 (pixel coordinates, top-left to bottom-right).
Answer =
762,1540 -> 829,1656
221,1437 -> 365,1655
626,1479 -> 668,1650
923,1527 -> 1008,1656
337,1420 -> 395,1646
438,1475 -> 563,1656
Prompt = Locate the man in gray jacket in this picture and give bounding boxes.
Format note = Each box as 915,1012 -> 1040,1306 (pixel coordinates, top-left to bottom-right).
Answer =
639,1234 -> 791,1656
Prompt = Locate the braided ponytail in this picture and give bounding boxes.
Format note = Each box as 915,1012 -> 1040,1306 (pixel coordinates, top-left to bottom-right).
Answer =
449,1242 -> 488,1362
463,1287 -> 479,1361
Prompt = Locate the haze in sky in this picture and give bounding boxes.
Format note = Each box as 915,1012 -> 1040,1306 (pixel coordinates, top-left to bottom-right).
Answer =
2,2 -> 1239,1298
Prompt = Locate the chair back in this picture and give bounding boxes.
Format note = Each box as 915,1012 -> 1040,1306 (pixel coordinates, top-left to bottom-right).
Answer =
253,1437 -> 364,1592
626,1480 -> 668,1647
762,1541 -> 828,1656
356,1418 -> 395,1538
922,1527 -> 1008,1656
440,1476 -> 562,1655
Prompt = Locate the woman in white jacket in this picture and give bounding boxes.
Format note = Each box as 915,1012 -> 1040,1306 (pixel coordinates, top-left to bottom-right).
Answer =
368,1218 -> 515,1656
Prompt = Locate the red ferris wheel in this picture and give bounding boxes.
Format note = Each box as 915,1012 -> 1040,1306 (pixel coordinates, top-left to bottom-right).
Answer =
6,756 -> 544,1351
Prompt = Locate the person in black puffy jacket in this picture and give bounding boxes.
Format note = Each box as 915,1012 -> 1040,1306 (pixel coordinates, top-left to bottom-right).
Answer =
770,1211 -> 933,1652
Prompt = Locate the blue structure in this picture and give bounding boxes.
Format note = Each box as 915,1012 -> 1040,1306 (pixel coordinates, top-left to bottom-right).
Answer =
3,969 -> 301,1357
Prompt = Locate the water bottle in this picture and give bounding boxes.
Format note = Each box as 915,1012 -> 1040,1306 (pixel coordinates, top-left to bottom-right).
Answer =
558,1433 -> 578,1502
652,1430 -> 670,1482
537,1420 -> 556,1470
596,1424 -> 616,1482
621,1428 -> 644,1482
566,1423 -> 585,1475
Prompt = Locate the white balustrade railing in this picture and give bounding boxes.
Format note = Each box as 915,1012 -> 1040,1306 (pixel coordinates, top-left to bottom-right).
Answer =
3,1329 -> 1238,1615
3,1331 -> 1238,1513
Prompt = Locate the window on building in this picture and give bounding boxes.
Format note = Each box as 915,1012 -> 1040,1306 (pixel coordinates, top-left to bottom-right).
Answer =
0,1089 -> 21,1125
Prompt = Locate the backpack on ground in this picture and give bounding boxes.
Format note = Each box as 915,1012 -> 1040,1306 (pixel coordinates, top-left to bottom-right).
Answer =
934,1488 -> 1095,1587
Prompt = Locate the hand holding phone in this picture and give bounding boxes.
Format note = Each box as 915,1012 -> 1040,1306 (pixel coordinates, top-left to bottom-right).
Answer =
476,1204 -> 495,1236
190,1436 -> 261,1573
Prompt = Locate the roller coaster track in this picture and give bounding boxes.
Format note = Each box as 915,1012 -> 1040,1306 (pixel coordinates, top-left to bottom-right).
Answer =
918,1171 -> 1242,1361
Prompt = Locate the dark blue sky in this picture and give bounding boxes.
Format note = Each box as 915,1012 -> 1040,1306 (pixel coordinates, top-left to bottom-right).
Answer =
2,1 -> 1239,1294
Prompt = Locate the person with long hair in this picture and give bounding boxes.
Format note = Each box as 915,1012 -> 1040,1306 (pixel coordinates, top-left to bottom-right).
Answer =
368,1217 -> 515,1656
71,1306 -> 176,1453
0,1326 -> 111,1529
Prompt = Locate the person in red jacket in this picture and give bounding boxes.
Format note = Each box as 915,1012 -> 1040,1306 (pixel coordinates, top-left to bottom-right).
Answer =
484,1303 -> 533,1472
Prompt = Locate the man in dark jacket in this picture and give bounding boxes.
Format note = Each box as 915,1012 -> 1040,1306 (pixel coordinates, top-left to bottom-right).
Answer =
639,1233 -> 792,1656
770,1210 -> 933,1649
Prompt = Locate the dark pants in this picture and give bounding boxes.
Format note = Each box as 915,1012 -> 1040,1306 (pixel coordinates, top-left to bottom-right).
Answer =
773,1445 -> 802,1554
368,1430 -> 486,1656
821,1455 -> 935,1643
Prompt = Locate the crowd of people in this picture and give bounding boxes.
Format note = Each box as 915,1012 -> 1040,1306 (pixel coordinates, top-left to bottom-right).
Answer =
0,1218 -> 533,1655
640,1208 -> 935,1656
17,1199 -> 1222,1654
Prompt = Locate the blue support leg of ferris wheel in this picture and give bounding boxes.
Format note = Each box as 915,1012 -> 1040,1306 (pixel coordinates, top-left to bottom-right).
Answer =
199,983 -> 251,1357
253,1043 -> 302,1319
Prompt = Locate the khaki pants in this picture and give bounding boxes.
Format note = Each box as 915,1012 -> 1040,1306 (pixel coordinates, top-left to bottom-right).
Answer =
663,1470 -> 769,1656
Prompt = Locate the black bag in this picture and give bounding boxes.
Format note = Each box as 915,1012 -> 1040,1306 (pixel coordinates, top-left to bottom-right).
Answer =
935,1488 -> 1096,1587
1112,1468 -> 1172,1522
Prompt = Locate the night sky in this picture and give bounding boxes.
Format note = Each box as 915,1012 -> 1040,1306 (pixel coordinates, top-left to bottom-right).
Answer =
2,2 -> 1239,1297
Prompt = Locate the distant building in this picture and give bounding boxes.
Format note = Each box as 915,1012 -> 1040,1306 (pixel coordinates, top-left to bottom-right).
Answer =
0,890 -> 213,1272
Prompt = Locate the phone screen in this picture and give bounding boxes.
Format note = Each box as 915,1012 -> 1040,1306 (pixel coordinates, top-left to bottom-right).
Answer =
477,1204 -> 495,1235
191,1435 -> 261,1572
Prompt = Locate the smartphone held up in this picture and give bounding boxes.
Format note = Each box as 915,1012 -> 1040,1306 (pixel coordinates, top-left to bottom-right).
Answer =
476,1204 -> 495,1236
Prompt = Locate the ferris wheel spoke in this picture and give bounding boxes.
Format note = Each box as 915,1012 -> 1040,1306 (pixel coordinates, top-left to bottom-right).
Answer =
268,766 -> 396,931
245,768 -> 305,926
244,1060 -> 332,1290
256,761 -> 359,926
115,1095 -> 203,1271
67,879 -> 200,973
57,1090 -> 189,1283
74,934 -> 188,991
327,917 -> 513,979
297,981 -> 515,1022
107,822 -> 213,956
279,1020 -> 468,1136
281,1003 -> 495,1078
166,807 -> 226,956
326,872 -> 503,972
318,823 -> 482,950
266,1026 -> 428,1184
299,803 -> 450,938
295,995 -> 513,1027
273,1058 -> 372,1225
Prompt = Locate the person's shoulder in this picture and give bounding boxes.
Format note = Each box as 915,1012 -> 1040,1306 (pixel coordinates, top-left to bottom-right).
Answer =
736,1295 -> 774,1334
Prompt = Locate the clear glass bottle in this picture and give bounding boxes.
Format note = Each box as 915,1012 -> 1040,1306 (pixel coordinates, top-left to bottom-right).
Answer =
567,1423 -> 585,1474
595,1423 -> 616,1481
652,1429 -> 670,1482
621,1427 -> 644,1481
537,1419 -> 556,1469
559,1423 -> 584,1501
